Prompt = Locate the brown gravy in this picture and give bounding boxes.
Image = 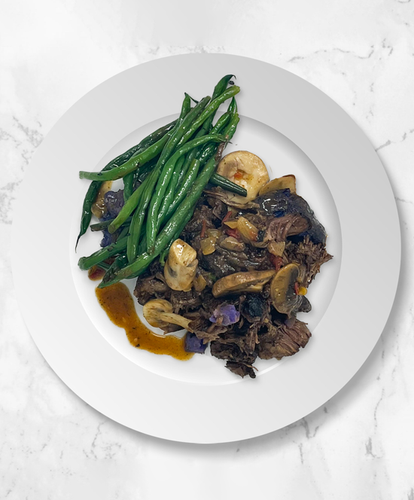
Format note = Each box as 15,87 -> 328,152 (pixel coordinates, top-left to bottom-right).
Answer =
95,282 -> 193,361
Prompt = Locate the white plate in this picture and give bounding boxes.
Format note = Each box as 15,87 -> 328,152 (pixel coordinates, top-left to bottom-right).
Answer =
12,54 -> 400,444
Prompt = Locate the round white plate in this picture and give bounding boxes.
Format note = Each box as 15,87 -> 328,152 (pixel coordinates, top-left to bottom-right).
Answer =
12,54 -> 400,444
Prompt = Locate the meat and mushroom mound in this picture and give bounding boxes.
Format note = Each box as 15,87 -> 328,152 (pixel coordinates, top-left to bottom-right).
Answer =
134,156 -> 333,378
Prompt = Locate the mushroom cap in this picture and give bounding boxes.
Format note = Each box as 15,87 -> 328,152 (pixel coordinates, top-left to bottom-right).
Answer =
212,270 -> 276,298
217,151 -> 269,204
258,174 -> 296,196
142,299 -> 193,332
164,239 -> 198,292
143,299 -> 174,328
270,263 -> 303,316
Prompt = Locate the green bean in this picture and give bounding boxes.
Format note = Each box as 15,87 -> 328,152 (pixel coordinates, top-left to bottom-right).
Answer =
131,96 -> 209,248
126,174 -> 157,263
175,151 -> 194,189
78,230 -> 128,270
180,92 -> 193,118
227,96 -> 237,115
152,96 -> 210,169
128,149 -> 180,262
79,133 -> 170,182
210,109 -> 232,135
95,261 -> 111,271
157,155 -> 186,230
161,158 -> 201,228
124,96 -> 210,240
107,174 -> 148,234
124,94 -> 195,262
171,76 -> 233,189
123,137 -> 164,201
203,74 -> 235,131
169,109 -> 232,221
133,119 -> 177,152
79,94 -> 193,182
100,253 -> 129,285
146,133 -> 227,254
209,173 -> 247,196
98,151 -> 224,288
132,149 -> 167,190
90,216 -> 132,232
106,97 -> 194,235
75,120 -> 176,248
175,108 -> 229,189
173,98 -> 234,190
123,172 -> 134,201
175,86 -> 240,149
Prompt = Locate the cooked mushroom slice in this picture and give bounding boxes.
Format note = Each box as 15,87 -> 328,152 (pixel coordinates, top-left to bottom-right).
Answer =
258,174 -> 296,196
143,299 -> 193,332
270,263 -> 307,317
217,151 -> 269,204
164,239 -> 198,292
212,270 -> 276,298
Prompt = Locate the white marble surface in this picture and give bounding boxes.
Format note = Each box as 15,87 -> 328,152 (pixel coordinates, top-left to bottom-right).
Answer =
1,0 -> 414,498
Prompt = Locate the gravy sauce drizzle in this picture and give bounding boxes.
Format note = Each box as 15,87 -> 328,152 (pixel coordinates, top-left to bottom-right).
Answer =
95,282 -> 193,361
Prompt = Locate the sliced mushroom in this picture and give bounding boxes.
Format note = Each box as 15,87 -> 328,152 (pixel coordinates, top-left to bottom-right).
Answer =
164,239 -> 198,292
258,174 -> 296,196
143,299 -> 193,332
212,270 -> 276,298
217,151 -> 269,204
270,263 -> 307,317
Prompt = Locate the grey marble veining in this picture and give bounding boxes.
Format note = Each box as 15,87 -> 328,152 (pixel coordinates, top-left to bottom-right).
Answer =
1,0 -> 414,498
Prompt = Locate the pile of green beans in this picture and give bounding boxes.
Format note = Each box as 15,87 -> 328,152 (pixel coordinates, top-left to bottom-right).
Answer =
76,75 -> 245,285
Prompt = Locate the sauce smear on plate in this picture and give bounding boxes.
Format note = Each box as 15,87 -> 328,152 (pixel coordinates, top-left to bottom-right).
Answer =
95,282 -> 193,361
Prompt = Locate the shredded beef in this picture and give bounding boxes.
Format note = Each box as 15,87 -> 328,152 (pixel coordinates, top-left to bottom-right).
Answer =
134,274 -> 169,305
134,189 -> 332,378
257,319 -> 311,360
265,214 -> 310,242
284,236 -> 333,285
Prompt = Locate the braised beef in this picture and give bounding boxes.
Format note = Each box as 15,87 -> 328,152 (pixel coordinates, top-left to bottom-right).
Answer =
134,189 -> 332,378
265,214 -> 310,242
283,236 -> 333,286
258,189 -> 327,245
134,274 -> 169,305
210,337 -> 258,378
257,319 -> 311,360
242,294 -> 267,321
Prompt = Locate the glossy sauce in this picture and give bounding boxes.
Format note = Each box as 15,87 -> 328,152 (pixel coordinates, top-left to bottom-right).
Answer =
95,282 -> 193,361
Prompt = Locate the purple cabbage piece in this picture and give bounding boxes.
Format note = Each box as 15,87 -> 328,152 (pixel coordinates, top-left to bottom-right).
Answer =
209,304 -> 240,326
99,190 -> 125,247
185,332 -> 207,354
104,190 -> 124,218
100,229 -> 116,247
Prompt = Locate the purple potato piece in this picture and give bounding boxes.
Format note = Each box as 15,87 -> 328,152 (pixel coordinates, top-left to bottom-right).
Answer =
100,229 -> 118,247
185,332 -> 208,354
209,303 -> 240,326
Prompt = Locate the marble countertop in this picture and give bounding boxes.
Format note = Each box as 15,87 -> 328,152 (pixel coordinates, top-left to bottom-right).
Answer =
1,1 -> 413,498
